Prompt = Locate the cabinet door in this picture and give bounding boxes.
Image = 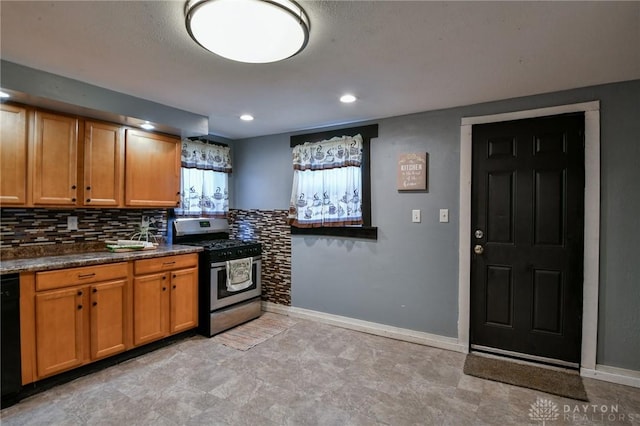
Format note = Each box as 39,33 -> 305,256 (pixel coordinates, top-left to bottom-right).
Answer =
35,286 -> 86,377
83,121 -> 124,206
133,273 -> 170,346
125,129 -> 180,207
170,267 -> 199,334
90,279 -> 127,360
0,104 -> 28,205
32,111 -> 78,205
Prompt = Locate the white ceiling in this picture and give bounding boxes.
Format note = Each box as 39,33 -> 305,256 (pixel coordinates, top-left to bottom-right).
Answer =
1,1 -> 638,140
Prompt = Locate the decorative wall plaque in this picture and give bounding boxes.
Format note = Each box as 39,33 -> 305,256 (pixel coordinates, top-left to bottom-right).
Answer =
397,152 -> 428,191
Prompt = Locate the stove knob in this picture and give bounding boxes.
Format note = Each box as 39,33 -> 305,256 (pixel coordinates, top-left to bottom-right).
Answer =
238,250 -> 244,256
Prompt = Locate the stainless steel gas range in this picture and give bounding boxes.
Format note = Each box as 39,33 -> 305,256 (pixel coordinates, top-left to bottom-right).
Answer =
173,218 -> 262,336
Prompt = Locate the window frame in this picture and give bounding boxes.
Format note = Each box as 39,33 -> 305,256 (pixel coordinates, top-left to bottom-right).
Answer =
289,124 -> 378,240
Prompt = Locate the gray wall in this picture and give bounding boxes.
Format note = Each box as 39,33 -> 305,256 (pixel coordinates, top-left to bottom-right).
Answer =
233,80 -> 640,371
1,61 -> 208,137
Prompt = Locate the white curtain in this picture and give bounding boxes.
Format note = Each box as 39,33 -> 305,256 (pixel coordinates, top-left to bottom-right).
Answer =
175,139 -> 230,218
288,134 -> 363,227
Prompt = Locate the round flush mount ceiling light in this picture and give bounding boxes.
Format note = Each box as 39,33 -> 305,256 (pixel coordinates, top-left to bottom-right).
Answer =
240,114 -> 254,121
340,94 -> 357,103
185,0 -> 310,64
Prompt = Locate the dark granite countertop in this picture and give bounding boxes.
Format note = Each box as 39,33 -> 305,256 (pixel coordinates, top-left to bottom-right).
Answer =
0,244 -> 203,274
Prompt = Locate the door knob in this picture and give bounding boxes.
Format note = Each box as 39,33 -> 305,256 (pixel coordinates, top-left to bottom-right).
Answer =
474,229 -> 484,239
474,244 -> 484,255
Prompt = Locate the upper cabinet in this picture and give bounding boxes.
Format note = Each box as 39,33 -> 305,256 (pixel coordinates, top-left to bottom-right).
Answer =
82,121 -> 124,206
0,104 -> 29,205
125,129 -> 180,208
32,111 -> 79,206
0,103 -> 181,209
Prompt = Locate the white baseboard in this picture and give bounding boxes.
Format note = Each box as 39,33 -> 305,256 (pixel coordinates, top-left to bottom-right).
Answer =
263,302 -> 640,388
581,365 -> 640,389
262,301 -> 467,354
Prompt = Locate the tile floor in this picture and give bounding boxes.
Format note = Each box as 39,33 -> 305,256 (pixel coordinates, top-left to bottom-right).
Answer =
2,314 -> 639,425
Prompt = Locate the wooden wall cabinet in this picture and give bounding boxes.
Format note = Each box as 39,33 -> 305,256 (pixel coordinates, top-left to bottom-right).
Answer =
133,254 -> 198,346
82,121 -> 124,207
1,103 -> 181,209
32,110 -> 79,206
125,129 -> 181,208
28,263 -> 130,379
0,104 -> 29,205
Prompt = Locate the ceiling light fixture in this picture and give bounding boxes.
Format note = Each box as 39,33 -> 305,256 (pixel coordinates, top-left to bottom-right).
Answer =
185,0 -> 310,64
240,114 -> 254,121
140,121 -> 155,130
340,94 -> 357,103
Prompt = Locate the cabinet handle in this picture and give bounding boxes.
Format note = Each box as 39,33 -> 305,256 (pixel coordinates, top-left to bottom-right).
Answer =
71,185 -> 77,190
172,274 -> 176,279
162,276 -> 166,280
86,199 -> 91,203
176,202 -> 180,206
86,186 -> 91,190
78,273 -> 95,279
77,290 -> 83,296
72,198 -> 77,202
176,191 -> 181,196
77,305 -> 83,310
162,261 -> 175,265
172,285 -> 176,289
162,287 -> 167,291
92,301 -> 97,307
92,288 -> 97,293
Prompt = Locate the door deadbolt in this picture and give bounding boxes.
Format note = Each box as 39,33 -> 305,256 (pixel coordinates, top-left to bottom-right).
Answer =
474,229 -> 484,239
474,245 -> 484,255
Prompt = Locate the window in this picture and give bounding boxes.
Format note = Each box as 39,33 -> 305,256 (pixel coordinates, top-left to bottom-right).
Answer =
289,124 -> 378,239
175,138 -> 231,218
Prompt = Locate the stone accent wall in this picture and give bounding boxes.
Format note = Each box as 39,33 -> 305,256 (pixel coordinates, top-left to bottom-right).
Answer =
0,208 -> 167,250
229,209 -> 291,306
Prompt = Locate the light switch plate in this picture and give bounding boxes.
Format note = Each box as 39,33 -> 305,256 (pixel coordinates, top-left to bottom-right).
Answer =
412,209 -> 421,223
67,216 -> 78,231
439,209 -> 449,223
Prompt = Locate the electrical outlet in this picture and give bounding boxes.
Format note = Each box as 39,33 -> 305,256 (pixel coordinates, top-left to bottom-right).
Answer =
412,209 -> 421,223
67,216 -> 78,231
439,209 -> 449,223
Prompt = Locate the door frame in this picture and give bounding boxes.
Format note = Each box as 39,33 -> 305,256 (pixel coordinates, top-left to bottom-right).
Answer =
458,101 -> 600,371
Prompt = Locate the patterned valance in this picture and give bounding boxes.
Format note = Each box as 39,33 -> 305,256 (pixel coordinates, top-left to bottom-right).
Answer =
181,139 -> 232,173
292,134 -> 362,171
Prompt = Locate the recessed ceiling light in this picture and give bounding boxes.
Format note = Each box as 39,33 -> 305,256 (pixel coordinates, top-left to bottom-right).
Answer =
0,91 -> 10,98
140,121 -> 155,130
340,94 -> 357,103
185,0 -> 310,64
240,114 -> 254,121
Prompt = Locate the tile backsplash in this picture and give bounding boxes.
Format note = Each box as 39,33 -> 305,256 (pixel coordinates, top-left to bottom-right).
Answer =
229,209 -> 291,306
0,207 -> 291,307
0,208 -> 167,249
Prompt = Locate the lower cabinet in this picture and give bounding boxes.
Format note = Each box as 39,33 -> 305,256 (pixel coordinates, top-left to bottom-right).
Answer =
35,286 -> 86,378
133,254 -> 198,346
20,254 -> 199,384
34,278 -> 128,378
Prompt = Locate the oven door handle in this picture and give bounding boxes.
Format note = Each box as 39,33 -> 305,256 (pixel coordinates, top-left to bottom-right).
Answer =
210,256 -> 261,269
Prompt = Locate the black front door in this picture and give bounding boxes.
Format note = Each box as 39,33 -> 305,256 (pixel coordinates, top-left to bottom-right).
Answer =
470,113 -> 585,364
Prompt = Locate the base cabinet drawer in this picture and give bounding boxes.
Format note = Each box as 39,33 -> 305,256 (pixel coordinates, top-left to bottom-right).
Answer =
36,262 -> 128,291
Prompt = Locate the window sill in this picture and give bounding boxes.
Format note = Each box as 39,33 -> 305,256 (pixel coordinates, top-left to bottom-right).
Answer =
290,226 -> 378,240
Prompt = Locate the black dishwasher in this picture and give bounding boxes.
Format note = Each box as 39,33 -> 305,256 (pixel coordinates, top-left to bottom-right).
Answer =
1,273 -> 22,407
